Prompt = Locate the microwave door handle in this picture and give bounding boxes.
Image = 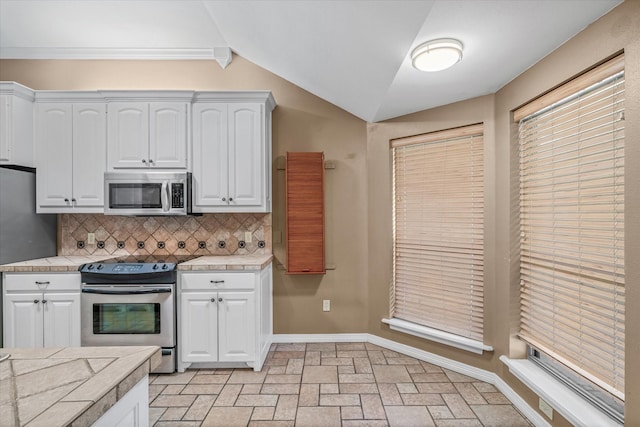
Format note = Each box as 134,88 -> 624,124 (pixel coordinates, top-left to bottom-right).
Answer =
161,181 -> 170,212
82,288 -> 172,295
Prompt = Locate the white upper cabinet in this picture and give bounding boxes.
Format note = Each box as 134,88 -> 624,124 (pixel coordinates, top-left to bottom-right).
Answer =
228,104 -> 263,208
0,82 -> 35,167
192,103 -> 228,207
192,93 -> 275,213
73,104 -> 107,207
24,86 -> 274,214
150,103 -> 188,168
107,102 -> 149,169
107,98 -> 188,170
35,99 -> 106,213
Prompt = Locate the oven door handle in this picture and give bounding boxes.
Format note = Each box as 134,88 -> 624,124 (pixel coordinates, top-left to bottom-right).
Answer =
81,288 -> 172,295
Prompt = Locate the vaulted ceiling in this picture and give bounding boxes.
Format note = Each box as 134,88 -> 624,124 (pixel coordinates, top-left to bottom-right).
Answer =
0,0 -> 622,122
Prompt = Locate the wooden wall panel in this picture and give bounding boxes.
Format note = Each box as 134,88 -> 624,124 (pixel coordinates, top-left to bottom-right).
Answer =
286,152 -> 325,274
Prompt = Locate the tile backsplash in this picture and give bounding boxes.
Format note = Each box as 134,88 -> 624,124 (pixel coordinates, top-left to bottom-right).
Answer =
59,213 -> 272,257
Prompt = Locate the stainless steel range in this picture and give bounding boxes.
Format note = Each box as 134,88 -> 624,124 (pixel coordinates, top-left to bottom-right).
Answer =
79,256 -> 191,373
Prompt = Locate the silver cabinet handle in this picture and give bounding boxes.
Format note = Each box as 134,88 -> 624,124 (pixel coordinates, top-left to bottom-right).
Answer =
33,299 -> 39,304
71,198 -> 76,203
149,159 -> 154,164
35,281 -> 50,285
222,197 -> 226,202
142,159 -> 147,164
64,198 -> 69,202
229,197 -> 233,202
210,298 -> 215,302
210,280 -> 225,284
42,300 -> 47,304
218,297 -> 223,302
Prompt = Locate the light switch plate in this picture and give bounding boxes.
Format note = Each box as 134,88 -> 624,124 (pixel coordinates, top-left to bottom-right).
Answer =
244,231 -> 252,243
539,398 -> 553,420
87,233 -> 95,244
323,300 -> 331,312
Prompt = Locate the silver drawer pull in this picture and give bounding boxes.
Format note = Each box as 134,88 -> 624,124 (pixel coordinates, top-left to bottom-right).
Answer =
35,281 -> 50,285
210,280 -> 225,284
33,299 -> 39,304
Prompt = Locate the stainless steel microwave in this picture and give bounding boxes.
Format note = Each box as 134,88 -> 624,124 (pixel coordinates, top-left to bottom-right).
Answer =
104,172 -> 192,216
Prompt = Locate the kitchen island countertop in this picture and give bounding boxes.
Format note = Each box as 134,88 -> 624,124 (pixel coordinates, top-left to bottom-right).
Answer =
0,346 -> 161,427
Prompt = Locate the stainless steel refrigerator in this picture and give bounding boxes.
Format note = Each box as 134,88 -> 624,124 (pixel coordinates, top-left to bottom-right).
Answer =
0,165 -> 57,346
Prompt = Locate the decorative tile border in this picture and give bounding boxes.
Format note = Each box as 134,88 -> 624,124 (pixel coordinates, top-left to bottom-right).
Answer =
59,213 -> 272,257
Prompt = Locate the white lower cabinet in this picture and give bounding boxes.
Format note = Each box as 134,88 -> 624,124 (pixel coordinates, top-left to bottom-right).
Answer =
2,273 -> 81,348
178,264 -> 272,372
181,292 -> 219,363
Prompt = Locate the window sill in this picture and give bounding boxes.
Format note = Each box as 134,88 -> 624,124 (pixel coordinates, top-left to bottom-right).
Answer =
500,356 -> 622,427
382,318 -> 493,354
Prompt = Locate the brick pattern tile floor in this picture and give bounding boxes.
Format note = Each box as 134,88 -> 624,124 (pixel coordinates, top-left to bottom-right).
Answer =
149,342 -> 533,427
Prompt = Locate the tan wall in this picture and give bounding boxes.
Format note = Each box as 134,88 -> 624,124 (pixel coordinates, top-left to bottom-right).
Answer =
367,1 -> 639,425
0,56 -> 370,334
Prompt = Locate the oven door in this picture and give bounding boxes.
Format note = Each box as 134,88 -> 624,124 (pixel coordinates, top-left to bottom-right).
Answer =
81,284 -> 174,347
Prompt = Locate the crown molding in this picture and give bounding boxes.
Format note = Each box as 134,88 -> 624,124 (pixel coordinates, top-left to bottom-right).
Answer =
0,81 -> 35,101
0,46 -> 233,68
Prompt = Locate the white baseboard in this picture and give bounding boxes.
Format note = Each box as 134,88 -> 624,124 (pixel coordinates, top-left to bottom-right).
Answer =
272,333 -> 369,343
273,333 -> 550,427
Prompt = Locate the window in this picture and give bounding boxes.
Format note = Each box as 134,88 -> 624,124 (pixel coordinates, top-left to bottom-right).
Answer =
390,124 -> 484,345
516,55 -> 625,421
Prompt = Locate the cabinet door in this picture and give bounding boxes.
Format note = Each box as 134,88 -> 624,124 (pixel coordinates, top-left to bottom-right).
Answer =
4,293 -> 43,348
150,102 -> 187,168
36,103 -> 73,208
107,103 -> 149,169
43,292 -> 81,347
286,152 -> 326,274
0,91 -> 34,166
228,104 -> 263,207
181,292 -> 218,363
0,94 -> 11,162
192,103 -> 229,209
218,292 -> 255,362
72,104 -> 106,207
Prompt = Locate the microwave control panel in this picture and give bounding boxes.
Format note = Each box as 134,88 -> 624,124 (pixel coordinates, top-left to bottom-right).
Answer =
171,183 -> 184,208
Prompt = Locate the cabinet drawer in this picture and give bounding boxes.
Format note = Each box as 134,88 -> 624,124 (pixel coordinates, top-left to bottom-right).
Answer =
180,272 -> 256,291
4,273 -> 81,292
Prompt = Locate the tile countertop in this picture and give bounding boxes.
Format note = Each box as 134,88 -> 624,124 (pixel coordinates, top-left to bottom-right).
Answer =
0,346 -> 161,427
177,254 -> 274,271
0,254 -> 274,273
0,256 -> 116,273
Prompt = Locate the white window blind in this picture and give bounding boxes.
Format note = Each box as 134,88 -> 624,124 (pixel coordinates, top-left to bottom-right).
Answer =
391,124 -> 484,342
518,56 -> 625,400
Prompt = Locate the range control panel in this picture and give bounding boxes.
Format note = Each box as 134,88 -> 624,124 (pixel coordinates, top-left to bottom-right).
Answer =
78,262 -> 176,275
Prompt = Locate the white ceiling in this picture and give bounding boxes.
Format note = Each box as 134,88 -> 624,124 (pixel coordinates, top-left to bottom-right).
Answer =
0,0 -> 622,122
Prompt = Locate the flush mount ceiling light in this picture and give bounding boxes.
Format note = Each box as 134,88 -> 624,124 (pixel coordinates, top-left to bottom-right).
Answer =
411,38 -> 463,72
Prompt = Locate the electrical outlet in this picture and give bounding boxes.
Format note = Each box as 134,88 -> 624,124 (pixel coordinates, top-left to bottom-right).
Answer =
539,398 -> 553,420
323,299 -> 331,312
87,233 -> 95,244
245,231 -> 252,243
